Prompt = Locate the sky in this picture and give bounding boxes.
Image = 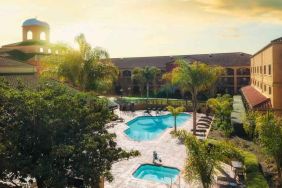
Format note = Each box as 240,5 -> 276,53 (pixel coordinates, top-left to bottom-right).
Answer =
0,0 -> 282,58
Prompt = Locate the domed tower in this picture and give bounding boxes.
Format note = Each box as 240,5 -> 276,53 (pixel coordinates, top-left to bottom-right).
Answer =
22,18 -> 50,42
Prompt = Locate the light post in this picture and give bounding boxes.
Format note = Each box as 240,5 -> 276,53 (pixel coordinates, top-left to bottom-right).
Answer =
127,87 -> 131,97
120,88 -> 124,99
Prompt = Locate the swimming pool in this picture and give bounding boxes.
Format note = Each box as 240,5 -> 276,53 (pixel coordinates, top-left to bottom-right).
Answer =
124,113 -> 191,141
133,164 -> 180,184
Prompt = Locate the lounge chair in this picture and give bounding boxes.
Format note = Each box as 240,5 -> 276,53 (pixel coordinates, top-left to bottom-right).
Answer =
216,176 -> 237,187
198,118 -> 212,123
105,122 -> 117,129
116,117 -> 124,123
200,115 -> 213,121
191,129 -> 207,133
197,122 -> 210,127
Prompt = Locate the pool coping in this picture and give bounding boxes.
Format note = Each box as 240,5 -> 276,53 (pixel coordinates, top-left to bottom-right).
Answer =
122,112 -> 192,142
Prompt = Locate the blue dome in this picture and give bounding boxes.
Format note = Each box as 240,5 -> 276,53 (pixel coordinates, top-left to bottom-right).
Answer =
22,18 -> 49,28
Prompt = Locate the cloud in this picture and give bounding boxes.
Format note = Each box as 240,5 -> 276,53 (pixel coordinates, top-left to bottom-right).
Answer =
192,0 -> 282,21
219,27 -> 241,39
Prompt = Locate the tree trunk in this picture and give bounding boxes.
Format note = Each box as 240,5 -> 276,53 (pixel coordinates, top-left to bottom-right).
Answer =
174,115 -> 177,132
276,159 -> 282,186
192,92 -> 197,135
146,82 -> 149,99
166,89 -> 169,105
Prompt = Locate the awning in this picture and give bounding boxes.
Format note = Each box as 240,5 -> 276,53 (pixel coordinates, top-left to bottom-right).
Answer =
241,86 -> 272,110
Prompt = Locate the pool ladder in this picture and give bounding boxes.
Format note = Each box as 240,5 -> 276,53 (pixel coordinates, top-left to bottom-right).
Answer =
170,175 -> 181,188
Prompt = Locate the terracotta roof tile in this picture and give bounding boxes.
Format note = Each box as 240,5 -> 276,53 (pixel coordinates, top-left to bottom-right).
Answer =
241,85 -> 271,109
111,52 -> 251,69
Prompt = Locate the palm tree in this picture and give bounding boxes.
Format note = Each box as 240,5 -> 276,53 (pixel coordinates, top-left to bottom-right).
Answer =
162,72 -> 174,104
167,106 -> 185,132
132,66 -> 161,99
207,95 -> 232,123
207,94 -> 233,137
174,130 -> 220,188
41,34 -> 119,93
171,60 -> 223,135
132,67 -> 146,97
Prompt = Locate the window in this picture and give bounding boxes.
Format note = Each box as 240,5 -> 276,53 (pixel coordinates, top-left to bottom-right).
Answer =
55,50 -> 59,54
269,86 -> 272,95
27,30 -> 33,40
39,47 -> 44,53
264,85 -> 266,91
40,32 -> 46,40
268,65 -> 271,75
48,49 -> 51,53
260,66 -> 262,74
264,65 -> 266,74
122,70 -> 131,77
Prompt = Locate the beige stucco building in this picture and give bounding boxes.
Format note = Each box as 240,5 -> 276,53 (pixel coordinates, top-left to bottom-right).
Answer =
112,53 -> 251,96
242,37 -> 282,112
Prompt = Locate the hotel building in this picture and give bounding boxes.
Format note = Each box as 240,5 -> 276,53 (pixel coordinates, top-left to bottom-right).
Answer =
241,37 -> 282,112
112,53 -> 251,96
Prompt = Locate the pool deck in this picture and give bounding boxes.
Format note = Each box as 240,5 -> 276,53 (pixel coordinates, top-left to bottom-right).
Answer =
105,110 -> 199,188
105,110 -> 235,188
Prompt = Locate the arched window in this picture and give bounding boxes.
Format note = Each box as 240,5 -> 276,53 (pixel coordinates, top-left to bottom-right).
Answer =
48,49 -> 51,54
27,31 -> 33,40
55,50 -> 59,54
122,70 -> 131,77
39,47 -> 44,53
40,32 -> 46,41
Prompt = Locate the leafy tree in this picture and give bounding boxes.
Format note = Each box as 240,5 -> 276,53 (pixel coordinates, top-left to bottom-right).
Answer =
0,79 -> 138,188
132,66 -> 160,99
243,111 -> 259,140
41,34 -> 119,93
256,112 -> 282,185
161,72 -> 174,104
207,94 -> 233,137
174,130 -> 220,188
132,67 -> 146,97
166,106 -> 185,132
172,60 -> 223,135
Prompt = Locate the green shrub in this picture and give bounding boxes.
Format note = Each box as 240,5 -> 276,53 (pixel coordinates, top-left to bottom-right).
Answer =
240,150 -> 269,188
207,139 -> 268,188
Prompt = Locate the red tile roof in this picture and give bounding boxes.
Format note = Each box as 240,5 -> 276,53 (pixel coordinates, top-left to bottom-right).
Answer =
241,85 -> 271,109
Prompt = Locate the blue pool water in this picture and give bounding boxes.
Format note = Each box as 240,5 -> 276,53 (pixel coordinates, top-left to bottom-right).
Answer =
133,164 -> 180,184
124,113 -> 191,141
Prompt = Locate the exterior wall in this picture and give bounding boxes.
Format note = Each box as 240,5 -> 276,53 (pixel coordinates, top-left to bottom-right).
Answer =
116,67 -> 165,96
272,44 -> 282,110
116,65 -> 250,96
218,66 -> 250,94
251,43 -> 282,111
22,25 -> 50,42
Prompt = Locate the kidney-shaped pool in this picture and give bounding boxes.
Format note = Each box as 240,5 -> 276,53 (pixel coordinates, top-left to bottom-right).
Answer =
124,113 -> 191,141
